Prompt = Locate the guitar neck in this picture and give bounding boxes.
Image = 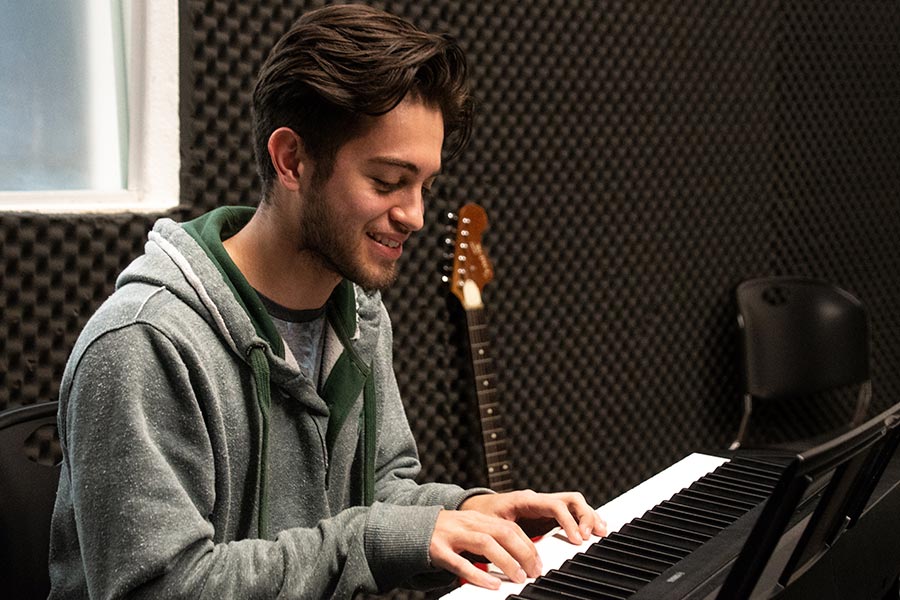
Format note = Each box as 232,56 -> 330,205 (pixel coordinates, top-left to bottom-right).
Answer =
464,306 -> 513,492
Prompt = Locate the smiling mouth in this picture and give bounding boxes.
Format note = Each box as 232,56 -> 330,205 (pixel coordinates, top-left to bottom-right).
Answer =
367,233 -> 401,249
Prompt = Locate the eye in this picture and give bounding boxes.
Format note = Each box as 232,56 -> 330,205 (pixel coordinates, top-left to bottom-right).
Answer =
422,177 -> 438,197
372,178 -> 402,193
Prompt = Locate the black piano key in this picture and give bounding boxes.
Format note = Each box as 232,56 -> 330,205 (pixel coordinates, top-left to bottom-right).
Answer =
640,509 -> 725,537
679,485 -> 759,511
660,492 -> 746,523
695,470 -> 765,494
511,582 -> 589,600
669,491 -> 747,518
630,517 -> 712,544
512,582 -> 592,600
568,551 -> 659,581
706,469 -> 776,492
604,531 -> 690,562
718,463 -> 781,487
558,557 -> 646,592
619,521 -> 705,551
731,455 -> 793,474
584,541 -> 673,574
702,473 -> 772,499
694,484 -> 767,507
724,456 -> 782,472
520,569 -> 633,600
541,570 -> 634,599
665,491 -> 745,516
654,501 -> 734,528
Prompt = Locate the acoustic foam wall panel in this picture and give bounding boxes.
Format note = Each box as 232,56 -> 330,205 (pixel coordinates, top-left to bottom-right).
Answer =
181,0 -> 900,504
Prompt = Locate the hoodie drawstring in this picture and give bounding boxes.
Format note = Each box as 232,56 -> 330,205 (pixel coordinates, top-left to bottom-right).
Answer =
248,345 -> 271,539
363,373 -> 376,506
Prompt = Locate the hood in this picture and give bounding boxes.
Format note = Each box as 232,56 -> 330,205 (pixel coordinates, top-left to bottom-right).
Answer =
116,212 -> 265,363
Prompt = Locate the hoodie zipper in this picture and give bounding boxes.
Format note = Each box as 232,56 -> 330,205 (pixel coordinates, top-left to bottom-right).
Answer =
317,418 -> 330,488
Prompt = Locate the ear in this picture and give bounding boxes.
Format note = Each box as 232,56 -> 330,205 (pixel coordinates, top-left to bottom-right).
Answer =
267,127 -> 308,191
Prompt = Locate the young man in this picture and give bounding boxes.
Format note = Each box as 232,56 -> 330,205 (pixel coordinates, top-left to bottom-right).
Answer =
49,5 -> 604,598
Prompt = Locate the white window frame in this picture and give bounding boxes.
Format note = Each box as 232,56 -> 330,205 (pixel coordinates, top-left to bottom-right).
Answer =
0,1 -> 179,214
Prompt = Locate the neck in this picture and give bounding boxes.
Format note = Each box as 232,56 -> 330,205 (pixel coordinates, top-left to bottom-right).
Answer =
223,202 -> 341,310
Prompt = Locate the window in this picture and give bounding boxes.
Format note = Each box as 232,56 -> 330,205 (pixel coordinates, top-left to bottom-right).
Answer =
0,0 -> 179,213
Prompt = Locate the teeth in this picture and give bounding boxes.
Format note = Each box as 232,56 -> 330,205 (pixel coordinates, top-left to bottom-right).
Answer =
369,233 -> 400,249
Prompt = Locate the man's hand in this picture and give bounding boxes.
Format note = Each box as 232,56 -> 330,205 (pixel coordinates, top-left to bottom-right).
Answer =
429,509 -> 540,589
428,490 -> 607,590
461,490 -> 607,545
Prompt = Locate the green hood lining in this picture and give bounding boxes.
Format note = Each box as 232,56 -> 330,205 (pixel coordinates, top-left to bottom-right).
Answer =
182,206 -> 285,358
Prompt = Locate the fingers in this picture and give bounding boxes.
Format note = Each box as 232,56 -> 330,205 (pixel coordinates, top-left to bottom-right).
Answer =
432,546 -> 502,590
477,534 -> 530,582
459,524 -> 538,580
432,489 -> 606,590
430,510 -> 542,590
517,491 -> 606,544
562,492 -> 608,539
545,495 -> 584,544
592,514 -> 609,537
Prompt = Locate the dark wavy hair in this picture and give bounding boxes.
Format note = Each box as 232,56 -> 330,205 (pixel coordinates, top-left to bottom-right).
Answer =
251,4 -> 474,198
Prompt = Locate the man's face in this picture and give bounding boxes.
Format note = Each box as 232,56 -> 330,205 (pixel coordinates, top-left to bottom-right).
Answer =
297,98 -> 444,291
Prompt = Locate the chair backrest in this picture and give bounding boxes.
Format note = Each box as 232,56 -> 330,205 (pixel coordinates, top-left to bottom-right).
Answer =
0,401 -> 61,600
736,277 -> 869,399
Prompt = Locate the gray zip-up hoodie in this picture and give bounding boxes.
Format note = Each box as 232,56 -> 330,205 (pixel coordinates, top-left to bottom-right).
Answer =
49,207 -> 485,599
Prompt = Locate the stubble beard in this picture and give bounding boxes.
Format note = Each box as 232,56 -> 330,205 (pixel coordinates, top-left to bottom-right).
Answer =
298,180 -> 399,292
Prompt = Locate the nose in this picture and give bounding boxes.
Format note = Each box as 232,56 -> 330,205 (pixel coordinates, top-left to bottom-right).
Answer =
389,191 -> 425,233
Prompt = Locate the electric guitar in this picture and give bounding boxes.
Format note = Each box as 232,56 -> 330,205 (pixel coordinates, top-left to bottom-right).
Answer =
446,203 -> 513,492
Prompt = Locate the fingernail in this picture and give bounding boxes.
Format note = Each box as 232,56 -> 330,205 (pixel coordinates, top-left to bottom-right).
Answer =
515,568 -> 527,583
582,525 -> 592,539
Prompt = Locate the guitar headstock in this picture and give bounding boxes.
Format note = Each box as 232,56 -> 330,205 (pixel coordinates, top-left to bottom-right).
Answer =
444,203 -> 494,310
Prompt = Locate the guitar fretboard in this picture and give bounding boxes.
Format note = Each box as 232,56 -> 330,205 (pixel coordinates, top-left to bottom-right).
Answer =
465,306 -> 513,492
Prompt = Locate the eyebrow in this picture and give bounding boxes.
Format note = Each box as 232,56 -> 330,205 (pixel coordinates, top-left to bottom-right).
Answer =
367,157 -> 441,179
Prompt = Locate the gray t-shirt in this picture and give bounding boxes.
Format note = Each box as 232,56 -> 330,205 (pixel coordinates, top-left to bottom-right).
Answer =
256,290 -> 326,385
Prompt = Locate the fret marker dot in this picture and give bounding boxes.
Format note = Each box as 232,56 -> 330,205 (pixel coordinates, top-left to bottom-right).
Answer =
491,433 -> 497,439
478,349 -> 485,355
486,408 -> 493,415
483,380 -> 489,386
502,464 -> 509,470
488,467 -> 494,473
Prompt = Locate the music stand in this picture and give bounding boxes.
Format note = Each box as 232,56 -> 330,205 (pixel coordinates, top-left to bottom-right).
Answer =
715,402 -> 900,600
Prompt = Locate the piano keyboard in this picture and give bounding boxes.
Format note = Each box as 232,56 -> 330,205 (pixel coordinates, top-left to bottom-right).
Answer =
442,453 -> 788,600
510,454 -> 786,599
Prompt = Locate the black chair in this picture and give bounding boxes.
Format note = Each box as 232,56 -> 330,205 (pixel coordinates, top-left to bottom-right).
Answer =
730,277 -> 871,450
0,401 -> 62,599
